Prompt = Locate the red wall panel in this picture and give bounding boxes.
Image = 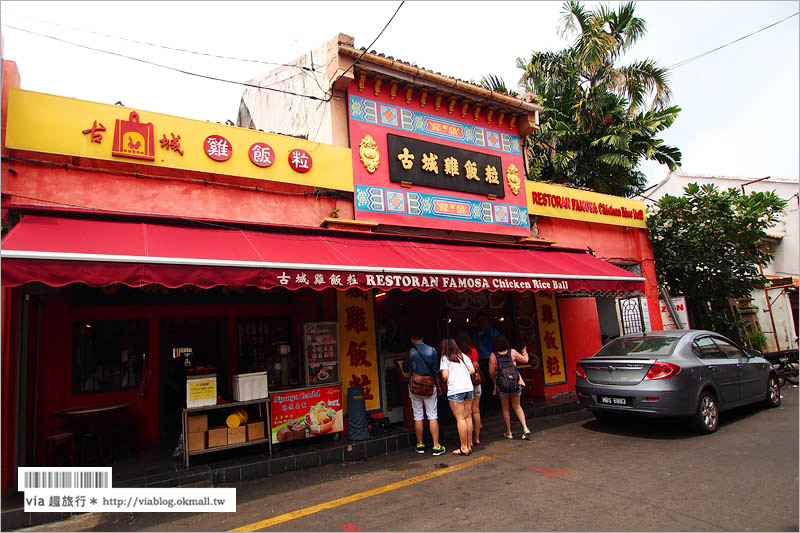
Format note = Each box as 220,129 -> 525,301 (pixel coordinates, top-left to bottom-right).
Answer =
558,297 -> 603,393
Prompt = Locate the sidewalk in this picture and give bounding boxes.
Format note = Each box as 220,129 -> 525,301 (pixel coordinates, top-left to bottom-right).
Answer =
2,394 -> 581,530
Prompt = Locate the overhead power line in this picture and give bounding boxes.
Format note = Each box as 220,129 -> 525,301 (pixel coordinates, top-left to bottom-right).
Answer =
1,0 -> 405,105
0,23 -> 326,100
0,9 -> 318,71
667,11 -> 799,70
327,0 -> 405,98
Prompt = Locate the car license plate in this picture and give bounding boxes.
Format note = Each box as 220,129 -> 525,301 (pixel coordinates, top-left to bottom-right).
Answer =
598,395 -> 630,406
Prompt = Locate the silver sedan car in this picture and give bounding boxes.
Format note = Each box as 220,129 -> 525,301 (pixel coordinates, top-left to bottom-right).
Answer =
575,330 -> 781,433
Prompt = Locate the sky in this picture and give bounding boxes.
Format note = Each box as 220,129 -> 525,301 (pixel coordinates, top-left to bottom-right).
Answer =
1,1 -> 798,188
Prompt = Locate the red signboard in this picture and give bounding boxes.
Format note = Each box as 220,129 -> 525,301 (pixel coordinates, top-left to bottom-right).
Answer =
270,385 -> 342,444
288,149 -> 312,173
347,77 -> 530,237
248,142 -> 275,168
204,135 -> 232,161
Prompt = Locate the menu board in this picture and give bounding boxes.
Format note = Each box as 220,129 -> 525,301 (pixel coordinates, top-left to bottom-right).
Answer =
303,322 -> 339,386
270,385 -> 343,444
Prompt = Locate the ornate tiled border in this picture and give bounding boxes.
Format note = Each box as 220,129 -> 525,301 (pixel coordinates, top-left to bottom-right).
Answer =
349,95 -> 522,155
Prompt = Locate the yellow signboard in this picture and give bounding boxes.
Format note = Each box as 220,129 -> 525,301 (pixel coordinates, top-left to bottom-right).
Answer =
337,290 -> 381,413
534,291 -> 567,385
527,181 -> 647,228
4,88 -> 354,191
187,378 -> 217,401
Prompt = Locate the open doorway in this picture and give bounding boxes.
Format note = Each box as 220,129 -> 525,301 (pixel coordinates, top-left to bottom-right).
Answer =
158,316 -> 227,445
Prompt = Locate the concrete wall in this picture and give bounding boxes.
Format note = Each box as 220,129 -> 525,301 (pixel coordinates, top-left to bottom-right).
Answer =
238,35 -> 350,147
645,170 -> 799,351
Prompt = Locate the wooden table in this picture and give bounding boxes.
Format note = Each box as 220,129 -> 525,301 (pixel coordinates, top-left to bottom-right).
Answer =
55,403 -> 129,465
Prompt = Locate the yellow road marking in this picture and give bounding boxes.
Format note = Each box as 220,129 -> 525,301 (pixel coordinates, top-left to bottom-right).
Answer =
227,455 -> 493,532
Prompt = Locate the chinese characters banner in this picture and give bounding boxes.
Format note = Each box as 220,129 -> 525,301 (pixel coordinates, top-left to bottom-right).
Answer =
347,78 -> 530,237
270,385 -> 343,444
534,291 -> 567,385
337,289 -> 381,413
4,89 -> 353,192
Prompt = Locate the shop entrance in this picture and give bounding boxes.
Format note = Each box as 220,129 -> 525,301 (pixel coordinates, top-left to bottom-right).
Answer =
158,316 -> 228,445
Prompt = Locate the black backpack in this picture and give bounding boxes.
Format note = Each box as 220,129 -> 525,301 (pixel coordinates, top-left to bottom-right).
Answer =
495,350 -> 520,394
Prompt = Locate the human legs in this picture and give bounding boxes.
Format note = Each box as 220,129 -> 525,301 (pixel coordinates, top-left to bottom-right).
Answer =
448,399 -> 470,454
499,394 -> 512,436
409,390 -> 426,448
422,392 -> 441,449
463,397 -> 474,451
510,394 -> 530,434
471,392 -> 482,444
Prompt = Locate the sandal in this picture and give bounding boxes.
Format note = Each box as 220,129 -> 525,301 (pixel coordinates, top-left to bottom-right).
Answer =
503,433 -> 514,439
522,431 -> 532,440
452,448 -> 471,456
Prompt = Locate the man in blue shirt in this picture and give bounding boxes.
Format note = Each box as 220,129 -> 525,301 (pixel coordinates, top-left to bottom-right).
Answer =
401,328 -> 445,456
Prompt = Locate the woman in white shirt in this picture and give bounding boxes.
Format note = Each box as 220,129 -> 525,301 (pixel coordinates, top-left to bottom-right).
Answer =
440,338 -> 476,456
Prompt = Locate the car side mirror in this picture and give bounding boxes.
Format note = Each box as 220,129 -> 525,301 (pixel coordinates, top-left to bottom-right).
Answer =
745,349 -> 762,358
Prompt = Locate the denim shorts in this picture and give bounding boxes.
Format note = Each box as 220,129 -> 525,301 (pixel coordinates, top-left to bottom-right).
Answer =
498,388 -> 522,397
448,390 -> 475,402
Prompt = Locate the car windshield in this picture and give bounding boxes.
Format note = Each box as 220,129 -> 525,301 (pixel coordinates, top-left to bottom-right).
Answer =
594,336 -> 679,358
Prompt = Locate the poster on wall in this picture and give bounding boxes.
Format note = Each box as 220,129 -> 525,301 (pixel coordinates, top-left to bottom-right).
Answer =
270,385 -> 343,444
534,291 -> 567,385
303,322 -> 339,386
659,296 -> 690,330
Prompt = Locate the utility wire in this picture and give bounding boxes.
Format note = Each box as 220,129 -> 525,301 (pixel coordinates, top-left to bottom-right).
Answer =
324,0 -> 404,102
0,23 -> 325,100
1,0 -> 404,104
0,10 -> 318,71
667,11 -> 798,70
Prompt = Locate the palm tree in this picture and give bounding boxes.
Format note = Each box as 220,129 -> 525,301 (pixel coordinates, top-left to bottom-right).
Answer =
517,1 -> 681,197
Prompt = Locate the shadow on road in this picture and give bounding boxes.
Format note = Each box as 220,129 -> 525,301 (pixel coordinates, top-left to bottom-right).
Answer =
580,400 -> 774,440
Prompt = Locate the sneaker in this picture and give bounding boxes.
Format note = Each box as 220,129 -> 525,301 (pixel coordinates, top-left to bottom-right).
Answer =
432,445 -> 446,456
415,444 -> 426,454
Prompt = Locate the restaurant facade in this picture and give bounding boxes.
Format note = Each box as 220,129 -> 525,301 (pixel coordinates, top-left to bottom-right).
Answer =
1,35 -> 661,494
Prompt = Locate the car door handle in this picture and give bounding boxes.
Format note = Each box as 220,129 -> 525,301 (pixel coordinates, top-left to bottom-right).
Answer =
737,364 -> 743,368
709,366 -> 717,371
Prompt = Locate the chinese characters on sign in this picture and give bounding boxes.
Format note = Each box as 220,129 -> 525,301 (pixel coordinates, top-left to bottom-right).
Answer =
338,290 -> 380,412
386,133 -> 504,198
160,133 -> 184,156
249,142 -> 274,168
534,291 -> 567,385
81,121 -> 106,143
204,135 -> 232,161
289,149 -> 312,173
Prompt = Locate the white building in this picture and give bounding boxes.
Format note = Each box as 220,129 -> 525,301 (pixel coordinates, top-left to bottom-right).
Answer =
645,170 -> 799,352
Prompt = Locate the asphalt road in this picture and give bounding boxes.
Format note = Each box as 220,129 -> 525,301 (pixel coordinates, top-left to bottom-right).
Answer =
26,388 -> 799,532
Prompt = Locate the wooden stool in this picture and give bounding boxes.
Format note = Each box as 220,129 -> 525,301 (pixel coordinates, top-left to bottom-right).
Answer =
45,432 -> 76,467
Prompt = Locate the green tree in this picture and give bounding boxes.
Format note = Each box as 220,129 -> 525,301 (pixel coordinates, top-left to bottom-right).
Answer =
516,1 -> 682,197
647,183 -> 787,339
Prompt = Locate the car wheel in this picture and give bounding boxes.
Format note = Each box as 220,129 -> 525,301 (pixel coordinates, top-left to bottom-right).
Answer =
693,391 -> 719,434
766,375 -> 781,408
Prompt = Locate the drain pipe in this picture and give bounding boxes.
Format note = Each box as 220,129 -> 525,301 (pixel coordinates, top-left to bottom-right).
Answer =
658,284 -> 684,329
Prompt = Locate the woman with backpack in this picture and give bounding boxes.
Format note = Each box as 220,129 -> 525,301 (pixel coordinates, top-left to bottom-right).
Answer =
439,338 -> 476,456
454,330 -> 482,447
489,335 -> 532,440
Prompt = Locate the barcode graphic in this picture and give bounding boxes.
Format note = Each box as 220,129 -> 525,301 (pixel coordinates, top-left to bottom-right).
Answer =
19,468 -> 112,490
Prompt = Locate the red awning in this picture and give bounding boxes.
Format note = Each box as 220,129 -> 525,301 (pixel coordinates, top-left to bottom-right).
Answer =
1,215 -> 644,294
